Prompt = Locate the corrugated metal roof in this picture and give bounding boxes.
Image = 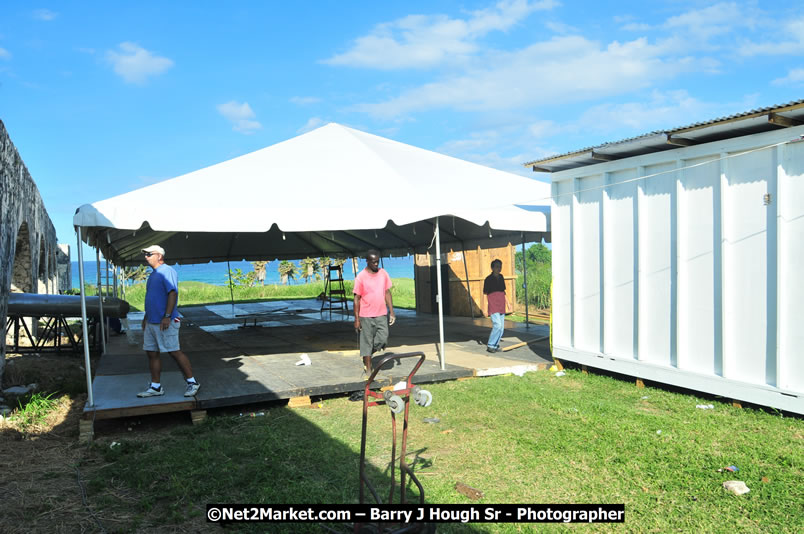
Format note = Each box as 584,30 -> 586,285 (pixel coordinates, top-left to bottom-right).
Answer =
524,99 -> 804,172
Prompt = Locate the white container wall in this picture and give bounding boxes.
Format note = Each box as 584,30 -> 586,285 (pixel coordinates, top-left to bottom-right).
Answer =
551,126 -> 804,414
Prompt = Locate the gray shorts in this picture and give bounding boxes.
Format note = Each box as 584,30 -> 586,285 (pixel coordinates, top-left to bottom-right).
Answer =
143,320 -> 181,353
359,316 -> 388,357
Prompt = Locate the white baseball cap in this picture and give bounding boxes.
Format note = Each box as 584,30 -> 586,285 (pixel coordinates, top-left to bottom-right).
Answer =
142,245 -> 165,256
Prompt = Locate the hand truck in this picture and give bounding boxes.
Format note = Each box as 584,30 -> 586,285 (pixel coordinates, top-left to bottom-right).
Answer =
356,351 -> 436,534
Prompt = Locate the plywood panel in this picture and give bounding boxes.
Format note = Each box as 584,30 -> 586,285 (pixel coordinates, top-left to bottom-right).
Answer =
414,245 -> 515,316
778,141 -> 804,391
552,180 -> 573,347
722,149 -> 770,384
639,161 -> 675,366
574,175 -> 602,353
414,252 -> 431,314
604,169 -> 637,358
678,156 -> 718,374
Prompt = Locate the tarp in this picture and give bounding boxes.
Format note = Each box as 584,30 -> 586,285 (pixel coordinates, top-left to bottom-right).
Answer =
73,123 -> 550,265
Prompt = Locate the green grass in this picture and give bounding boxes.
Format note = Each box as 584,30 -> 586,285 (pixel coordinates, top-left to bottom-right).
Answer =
12,392 -> 60,433
84,369 -> 803,533
121,278 -> 417,311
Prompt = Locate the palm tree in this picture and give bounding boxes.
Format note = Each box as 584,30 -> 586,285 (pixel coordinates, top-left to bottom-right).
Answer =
278,260 -> 299,285
252,261 -> 269,286
122,265 -> 149,286
300,257 -> 317,283
322,257 -> 346,280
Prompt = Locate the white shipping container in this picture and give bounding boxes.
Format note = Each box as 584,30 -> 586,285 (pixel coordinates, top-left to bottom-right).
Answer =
549,125 -> 804,414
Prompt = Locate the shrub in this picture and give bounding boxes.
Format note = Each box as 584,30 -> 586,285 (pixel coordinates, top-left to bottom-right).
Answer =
515,243 -> 551,309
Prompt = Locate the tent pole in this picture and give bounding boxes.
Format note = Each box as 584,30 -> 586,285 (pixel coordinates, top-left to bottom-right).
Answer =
96,248 -> 107,354
77,228 -> 94,407
435,217 -> 446,370
112,263 -> 118,298
105,257 -> 111,333
227,260 -> 235,317
461,244 -> 474,320
522,237 -> 529,329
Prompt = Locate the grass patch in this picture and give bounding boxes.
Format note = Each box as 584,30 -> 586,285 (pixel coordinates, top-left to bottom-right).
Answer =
83,370 -> 804,533
122,278 -> 416,311
12,392 -> 59,432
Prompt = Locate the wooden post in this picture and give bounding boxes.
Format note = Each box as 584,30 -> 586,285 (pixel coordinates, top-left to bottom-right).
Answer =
553,358 -> 564,371
581,365 -> 588,375
79,418 -> 94,444
731,400 -> 742,409
636,378 -> 645,389
190,410 -> 207,425
461,248 -> 474,320
288,395 -> 312,408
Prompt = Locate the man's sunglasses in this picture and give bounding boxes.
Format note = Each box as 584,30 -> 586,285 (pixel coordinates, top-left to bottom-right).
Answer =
144,252 -> 158,257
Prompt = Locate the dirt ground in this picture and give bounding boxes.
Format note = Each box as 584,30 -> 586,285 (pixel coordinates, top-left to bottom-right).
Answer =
0,351 -> 218,533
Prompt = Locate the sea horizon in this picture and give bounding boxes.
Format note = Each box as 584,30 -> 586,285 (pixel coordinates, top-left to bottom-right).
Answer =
70,256 -> 415,290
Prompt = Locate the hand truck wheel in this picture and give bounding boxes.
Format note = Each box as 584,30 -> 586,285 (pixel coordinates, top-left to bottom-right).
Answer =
385,393 -> 405,414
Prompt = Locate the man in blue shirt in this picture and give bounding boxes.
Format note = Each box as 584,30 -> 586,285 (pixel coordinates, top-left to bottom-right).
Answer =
137,245 -> 200,398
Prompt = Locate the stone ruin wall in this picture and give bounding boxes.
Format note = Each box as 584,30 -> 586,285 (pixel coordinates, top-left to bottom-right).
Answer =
1,119 -> 68,369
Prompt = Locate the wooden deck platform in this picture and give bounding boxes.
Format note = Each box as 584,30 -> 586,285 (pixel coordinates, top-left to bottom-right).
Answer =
83,300 -> 552,422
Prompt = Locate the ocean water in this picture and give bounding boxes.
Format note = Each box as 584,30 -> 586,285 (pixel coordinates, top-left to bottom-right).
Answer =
70,256 -> 415,289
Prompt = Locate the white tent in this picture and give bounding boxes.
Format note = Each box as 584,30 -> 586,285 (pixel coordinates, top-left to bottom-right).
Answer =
73,123 -> 551,405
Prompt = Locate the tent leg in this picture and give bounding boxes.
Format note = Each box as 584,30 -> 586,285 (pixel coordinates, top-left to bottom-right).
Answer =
522,237 -> 528,329
227,260 -> 235,317
77,228 -> 94,407
435,217 -> 446,370
96,248 -> 106,354
105,257 -> 111,334
113,263 -> 118,298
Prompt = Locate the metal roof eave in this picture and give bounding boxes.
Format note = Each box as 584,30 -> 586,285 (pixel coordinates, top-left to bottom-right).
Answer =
525,99 -> 804,173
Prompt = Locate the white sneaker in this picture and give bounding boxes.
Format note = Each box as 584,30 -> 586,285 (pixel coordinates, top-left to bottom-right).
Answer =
184,382 -> 201,397
137,385 -> 164,397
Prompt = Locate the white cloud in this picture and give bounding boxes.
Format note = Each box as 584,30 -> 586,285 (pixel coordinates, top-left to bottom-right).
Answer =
217,101 -> 262,134
32,9 -> 57,21
545,21 -> 579,34
324,0 -> 557,69
739,16 -> 804,56
572,90 -> 710,133
353,35 -> 697,118
438,129 -> 502,154
0,47 -> 10,60
528,120 -> 557,139
437,91 -> 737,175
618,3 -> 758,52
622,22 -> 652,32
297,117 -> 326,134
290,96 -> 322,106
664,2 -> 749,40
773,67 -> 804,86
105,42 -> 173,84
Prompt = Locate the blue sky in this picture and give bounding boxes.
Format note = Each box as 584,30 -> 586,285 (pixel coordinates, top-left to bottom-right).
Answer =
2,1 -> 803,261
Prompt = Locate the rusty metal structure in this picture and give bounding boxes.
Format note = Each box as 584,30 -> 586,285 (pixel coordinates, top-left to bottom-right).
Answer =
5,293 -> 130,354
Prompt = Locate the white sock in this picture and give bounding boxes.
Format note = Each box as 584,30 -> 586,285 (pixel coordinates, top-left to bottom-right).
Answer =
186,378 -> 197,384
150,382 -> 161,389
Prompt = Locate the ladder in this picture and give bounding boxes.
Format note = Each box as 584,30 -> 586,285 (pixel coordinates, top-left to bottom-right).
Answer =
321,264 -> 349,318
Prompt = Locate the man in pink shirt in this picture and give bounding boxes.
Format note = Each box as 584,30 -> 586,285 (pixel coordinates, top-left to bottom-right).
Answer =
353,250 -> 395,376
